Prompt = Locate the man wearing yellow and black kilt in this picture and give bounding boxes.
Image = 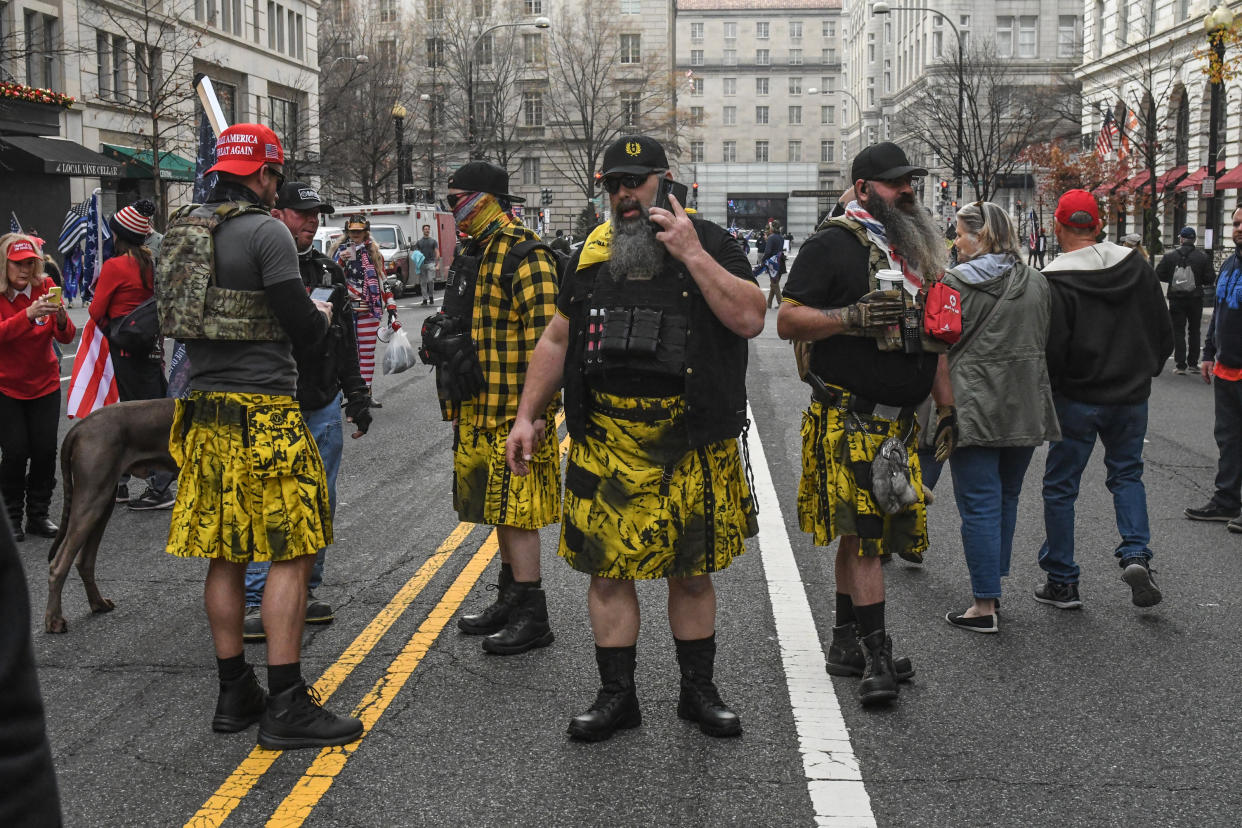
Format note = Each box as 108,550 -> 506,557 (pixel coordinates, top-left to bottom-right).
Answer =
159,124 -> 362,749
505,135 -> 765,741
426,162 -> 562,654
778,142 -> 957,708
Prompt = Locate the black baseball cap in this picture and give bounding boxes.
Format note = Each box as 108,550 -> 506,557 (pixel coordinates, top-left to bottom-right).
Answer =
275,182 -> 334,213
601,135 -> 669,177
850,142 -> 928,183
447,161 -> 525,203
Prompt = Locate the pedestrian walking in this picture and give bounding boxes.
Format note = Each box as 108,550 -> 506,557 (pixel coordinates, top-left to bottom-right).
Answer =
1036,229 -> 1047,268
506,135 -> 764,741
90,199 -> 176,510
1036,189 -> 1172,611
424,161 -> 562,655
0,234 -> 75,542
328,215 -> 397,400
158,123 -> 362,749
414,223 -> 439,305
940,202 -> 1060,634
1155,227 -> 1214,374
777,142 -> 957,707
242,182 -> 374,642
1185,207 -> 1242,532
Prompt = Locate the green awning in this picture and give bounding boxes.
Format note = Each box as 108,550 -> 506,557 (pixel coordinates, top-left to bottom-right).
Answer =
100,143 -> 196,182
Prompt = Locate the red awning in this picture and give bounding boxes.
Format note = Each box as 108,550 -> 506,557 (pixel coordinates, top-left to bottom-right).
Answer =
1091,170 -> 1129,198
1118,170 -> 1153,193
1155,164 -> 1188,193
1214,164 -> 1242,190
1175,162 -> 1227,193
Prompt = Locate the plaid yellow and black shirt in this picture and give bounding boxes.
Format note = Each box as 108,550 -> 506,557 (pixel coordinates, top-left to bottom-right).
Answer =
443,220 -> 560,427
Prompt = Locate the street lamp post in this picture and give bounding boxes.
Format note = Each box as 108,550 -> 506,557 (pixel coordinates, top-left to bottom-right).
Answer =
872,3 -> 964,200
324,53 -> 369,72
1204,4 -> 1235,252
393,102 -> 407,203
466,17 -> 551,160
808,86 -> 862,159
420,92 -> 435,202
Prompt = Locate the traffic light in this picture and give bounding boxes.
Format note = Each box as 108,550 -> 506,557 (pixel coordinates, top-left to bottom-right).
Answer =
939,181 -> 949,202
692,181 -> 699,207
541,188 -> 553,206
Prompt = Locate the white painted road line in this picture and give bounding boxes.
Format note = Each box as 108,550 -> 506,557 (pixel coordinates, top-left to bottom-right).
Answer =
747,404 -> 877,828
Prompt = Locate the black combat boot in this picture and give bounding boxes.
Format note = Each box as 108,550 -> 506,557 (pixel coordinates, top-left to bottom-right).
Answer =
858,630 -> 900,707
212,664 -> 268,733
257,682 -> 364,750
567,645 -> 641,742
675,634 -> 742,737
25,487 -> 58,538
825,623 -> 915,682
4,494 -> 25,542
457,563 -> 516,635
481,583 -> 554,654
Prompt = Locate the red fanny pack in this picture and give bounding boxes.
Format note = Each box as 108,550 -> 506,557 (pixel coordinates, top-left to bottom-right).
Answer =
923,281 -> 962,344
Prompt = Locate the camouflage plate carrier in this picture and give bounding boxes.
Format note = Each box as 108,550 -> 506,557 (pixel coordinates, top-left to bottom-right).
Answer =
156,202 -> 288,342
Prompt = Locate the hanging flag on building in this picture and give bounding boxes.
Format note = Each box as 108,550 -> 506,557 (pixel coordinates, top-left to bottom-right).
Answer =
1096,111 -> 1118,162
1117,108 -> 1141,163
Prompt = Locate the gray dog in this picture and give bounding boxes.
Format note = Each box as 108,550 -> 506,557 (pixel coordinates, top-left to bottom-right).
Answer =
45,398 -> 176,634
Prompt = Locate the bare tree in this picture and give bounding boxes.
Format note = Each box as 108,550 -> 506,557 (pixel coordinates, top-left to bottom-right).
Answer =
86,0 -> 206,228
895,44 -> 1079,202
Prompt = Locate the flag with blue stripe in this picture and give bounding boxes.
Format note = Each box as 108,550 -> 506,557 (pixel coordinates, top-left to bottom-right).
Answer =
59,200 -> 90,255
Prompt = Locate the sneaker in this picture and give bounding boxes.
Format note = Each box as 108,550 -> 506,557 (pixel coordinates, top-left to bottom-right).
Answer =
128,486 -> 175,511
1121,559 -> 1162,608
1173,366 -> 1186,375
305,593 -> 334,625
114,483 -> 130,504
1228,516 -> 1242,535
1034,580 -> 1083,609
243,606 -> 265,643
1185,502 -> 1241,522
945,611 -> 999,633
257,682 -> 363,750
1189,363 -> 1201,373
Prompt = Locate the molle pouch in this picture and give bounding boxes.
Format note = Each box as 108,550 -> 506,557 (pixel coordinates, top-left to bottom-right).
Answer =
244,404 -> 306,479
600,308 -> 633,356
628,308 -> 663,357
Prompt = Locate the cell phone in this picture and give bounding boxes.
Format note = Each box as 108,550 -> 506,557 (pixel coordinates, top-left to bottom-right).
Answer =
310,286 -> 335,302
47,286 -> 62,305
653,178 -> 689,213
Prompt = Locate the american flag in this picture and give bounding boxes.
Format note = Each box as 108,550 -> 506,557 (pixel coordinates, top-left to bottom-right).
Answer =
1095,112 -> 1118,161
193,107 -> 218,202
9,211 -> 21,234
58,199 -> 90,255
66,318 -> 119,418
82,191 -> 102,293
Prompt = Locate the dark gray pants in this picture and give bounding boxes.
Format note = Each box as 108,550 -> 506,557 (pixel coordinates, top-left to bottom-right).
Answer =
1212,376 -> 1242,511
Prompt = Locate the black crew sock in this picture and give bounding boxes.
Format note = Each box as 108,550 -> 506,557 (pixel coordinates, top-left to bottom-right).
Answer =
268,662 -> 303,695
835,592 -> 856,626
216,653 -> 247,683
853,601 -> 886,638
513,578 -> 542,588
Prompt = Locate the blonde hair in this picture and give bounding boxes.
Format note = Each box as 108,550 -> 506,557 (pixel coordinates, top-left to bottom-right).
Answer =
955,202 -> 1021,258
0,233 -> 43,294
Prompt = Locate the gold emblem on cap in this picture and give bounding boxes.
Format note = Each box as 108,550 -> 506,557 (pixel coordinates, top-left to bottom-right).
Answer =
625,141 -> 642,157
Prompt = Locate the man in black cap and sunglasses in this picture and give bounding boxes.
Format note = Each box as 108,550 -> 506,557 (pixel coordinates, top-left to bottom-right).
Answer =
431,161 -> 563,656
778,141 -> 956,709
505,135 -> 765,742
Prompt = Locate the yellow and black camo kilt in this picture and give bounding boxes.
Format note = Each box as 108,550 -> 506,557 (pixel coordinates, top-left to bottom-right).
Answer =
559,391 -> 758,580
166,392 -> 331,563
453,403 -> 561,529
797,400 -> 928,561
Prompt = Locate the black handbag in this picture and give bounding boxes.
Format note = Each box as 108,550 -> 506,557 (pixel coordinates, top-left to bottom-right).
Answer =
108,296 -> 160,355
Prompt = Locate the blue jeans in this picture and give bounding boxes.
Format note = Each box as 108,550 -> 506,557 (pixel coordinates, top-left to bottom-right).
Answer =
1038,396 -> 1152,584
245,394 -> 343,606
918,448 -> 944,490
949,446 -> 1036,599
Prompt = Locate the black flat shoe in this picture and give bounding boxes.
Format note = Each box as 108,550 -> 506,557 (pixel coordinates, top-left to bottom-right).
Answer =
946,611 -> 999,634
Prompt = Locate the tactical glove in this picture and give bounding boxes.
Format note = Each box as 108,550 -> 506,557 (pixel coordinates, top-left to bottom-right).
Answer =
933,404 -> 958,462
435,348 -> 485,403
842,289 -> 905,331
344,393 -> 373,435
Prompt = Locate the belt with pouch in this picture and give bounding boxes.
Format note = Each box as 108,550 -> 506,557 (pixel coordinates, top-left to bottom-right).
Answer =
810,377 -> 915,422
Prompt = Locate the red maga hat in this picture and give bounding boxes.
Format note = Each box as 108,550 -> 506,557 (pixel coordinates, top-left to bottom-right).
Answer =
1054,189 -> 1100,229
7,238 -> 41,261
206,123 -> 284,177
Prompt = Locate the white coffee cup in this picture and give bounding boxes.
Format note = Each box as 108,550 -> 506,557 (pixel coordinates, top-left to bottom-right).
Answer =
876,268 -> 903,291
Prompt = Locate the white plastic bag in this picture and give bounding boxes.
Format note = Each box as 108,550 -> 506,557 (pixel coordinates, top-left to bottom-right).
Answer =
382,328 -> 418,375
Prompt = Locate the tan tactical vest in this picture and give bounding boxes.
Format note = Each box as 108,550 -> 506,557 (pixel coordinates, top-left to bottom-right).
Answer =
156,202 -> 288,342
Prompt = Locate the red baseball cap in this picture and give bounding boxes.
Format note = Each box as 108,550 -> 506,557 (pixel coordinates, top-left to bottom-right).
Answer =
1054,189 -> 1100,229
7,238 -> 41,261
206,123 -> 284,176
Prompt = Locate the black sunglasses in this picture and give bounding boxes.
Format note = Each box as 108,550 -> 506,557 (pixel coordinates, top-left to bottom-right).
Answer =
600,173 -> 655,194
445,191 -> 474,209
265,165 -> 285,189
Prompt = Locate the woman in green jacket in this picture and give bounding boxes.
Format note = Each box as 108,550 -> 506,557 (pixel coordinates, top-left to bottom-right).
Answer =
941,203 -> 1061,633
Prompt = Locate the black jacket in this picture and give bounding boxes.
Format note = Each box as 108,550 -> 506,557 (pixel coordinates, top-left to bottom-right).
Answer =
1043,242 -> 1173,405
294,247 -> 368,411
1205,252 -> 1242,369
1155,242 -> 1214,299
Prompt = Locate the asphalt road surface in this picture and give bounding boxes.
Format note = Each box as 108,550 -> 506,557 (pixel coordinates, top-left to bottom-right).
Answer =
18,299 -> 1241,827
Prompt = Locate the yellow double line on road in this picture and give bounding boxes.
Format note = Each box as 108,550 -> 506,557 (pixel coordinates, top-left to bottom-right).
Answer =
187,425 -> 568,828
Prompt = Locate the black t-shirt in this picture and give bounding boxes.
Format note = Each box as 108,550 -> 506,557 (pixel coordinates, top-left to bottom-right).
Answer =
782,226 -> 937,406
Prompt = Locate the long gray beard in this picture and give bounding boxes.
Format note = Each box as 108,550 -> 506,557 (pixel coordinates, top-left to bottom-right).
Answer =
866,195 -> 947,277
610,214 -> 664,281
